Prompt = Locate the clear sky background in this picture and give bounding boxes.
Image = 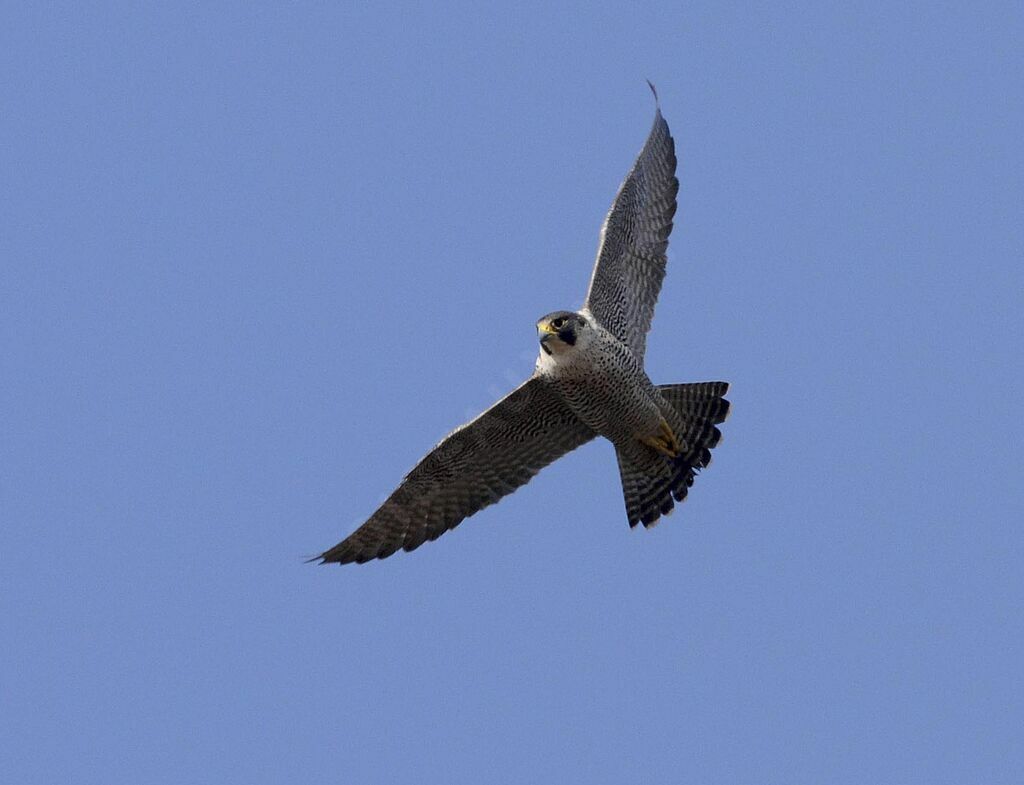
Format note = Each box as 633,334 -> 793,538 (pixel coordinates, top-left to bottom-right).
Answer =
2,2 -> 1022,783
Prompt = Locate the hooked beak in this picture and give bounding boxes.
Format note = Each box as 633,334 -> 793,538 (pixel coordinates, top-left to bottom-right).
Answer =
538,322 -> 556,355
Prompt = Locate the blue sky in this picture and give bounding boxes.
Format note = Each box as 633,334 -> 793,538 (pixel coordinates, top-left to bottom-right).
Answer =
2,2 -> 1022,783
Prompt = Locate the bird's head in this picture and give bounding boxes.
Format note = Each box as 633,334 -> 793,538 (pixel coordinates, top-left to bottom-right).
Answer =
536,310 -> 591,359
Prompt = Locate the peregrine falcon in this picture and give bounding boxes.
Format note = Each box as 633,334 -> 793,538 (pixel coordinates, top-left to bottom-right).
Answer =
315,85 -> 729,565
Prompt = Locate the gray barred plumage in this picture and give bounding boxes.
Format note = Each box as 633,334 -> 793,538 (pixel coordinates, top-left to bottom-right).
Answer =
315,379 -> 595,564
315,86 -> 729,565
584,86 -> 678,363
616,381 -> 731,527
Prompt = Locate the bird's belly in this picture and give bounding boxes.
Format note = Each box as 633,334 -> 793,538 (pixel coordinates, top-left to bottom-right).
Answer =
555,372 -> 661,444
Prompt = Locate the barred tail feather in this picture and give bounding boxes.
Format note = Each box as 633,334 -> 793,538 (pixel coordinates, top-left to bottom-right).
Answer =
658,380 -> 731,428
615,381 -> 730,528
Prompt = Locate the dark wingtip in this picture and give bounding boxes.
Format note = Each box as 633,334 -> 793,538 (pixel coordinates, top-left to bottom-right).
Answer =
645,79 -> 660,110
307,544 -> 354,566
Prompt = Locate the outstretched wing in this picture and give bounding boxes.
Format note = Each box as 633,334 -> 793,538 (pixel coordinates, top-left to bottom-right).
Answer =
584,93 -> 678,362
315,377 -> 595,564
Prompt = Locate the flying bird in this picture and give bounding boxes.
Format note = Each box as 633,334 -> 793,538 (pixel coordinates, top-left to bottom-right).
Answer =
315,86 -> 729,565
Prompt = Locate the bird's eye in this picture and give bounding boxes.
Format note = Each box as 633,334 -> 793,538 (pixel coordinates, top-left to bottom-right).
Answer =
552,317 -> 566,329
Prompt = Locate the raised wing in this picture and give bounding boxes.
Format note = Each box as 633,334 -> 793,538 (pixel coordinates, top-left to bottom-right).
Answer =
315,377 -> 595,564
584,91 -> 678,361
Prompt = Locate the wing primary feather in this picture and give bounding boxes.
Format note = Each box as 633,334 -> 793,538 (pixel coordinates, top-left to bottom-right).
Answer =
583,96 -> 678,361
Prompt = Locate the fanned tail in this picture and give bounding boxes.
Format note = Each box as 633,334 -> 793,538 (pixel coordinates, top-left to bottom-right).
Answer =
615,381 -> 730,528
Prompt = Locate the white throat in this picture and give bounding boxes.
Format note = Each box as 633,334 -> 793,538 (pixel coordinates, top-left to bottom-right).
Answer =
534,321 -> 594,375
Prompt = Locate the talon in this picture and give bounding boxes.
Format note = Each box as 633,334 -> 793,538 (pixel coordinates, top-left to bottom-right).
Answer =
641,435 -> 670,457
642,420 -> 681,459
659,420 -> 681,454
663,421 -> 679,450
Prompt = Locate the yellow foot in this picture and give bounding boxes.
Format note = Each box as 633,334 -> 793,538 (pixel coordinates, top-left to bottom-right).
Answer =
641,419 -> 682,458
